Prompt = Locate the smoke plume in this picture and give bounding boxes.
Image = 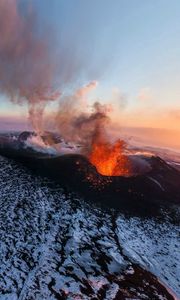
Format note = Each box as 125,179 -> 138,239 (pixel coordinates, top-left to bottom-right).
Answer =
55,82 -> 110,150
0,0 -> 59,133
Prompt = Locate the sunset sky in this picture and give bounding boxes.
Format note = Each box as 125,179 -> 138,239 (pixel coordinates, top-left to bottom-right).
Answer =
1,0 -> 180,137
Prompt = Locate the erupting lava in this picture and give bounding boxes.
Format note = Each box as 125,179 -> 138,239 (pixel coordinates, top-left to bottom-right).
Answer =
89,139 -> 131,176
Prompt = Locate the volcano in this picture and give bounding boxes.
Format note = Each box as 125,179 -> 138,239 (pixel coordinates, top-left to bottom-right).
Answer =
0,131 -> 179,216
0,131 -> 179,299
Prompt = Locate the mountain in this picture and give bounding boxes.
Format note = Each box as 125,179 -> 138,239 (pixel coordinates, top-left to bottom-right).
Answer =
0,132 -> 179,299
0,133 -> 180,216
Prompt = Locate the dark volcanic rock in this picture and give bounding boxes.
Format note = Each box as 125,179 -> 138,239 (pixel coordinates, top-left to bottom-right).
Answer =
18,131 -> 36,143
0,154 -> 179,299
18,131 -> 62,145
0,136 -> 180,215
0,135 -> 180,216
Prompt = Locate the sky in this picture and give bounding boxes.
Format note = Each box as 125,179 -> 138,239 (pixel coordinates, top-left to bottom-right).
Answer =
1,0 -> 180,135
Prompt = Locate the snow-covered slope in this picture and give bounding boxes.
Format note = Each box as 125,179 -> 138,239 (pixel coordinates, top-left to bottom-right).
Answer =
0,155 -> 179,299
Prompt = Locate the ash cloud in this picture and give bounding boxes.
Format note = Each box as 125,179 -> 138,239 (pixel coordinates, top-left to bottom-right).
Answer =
0,0 -> 129,166
55,82 -> 111,152
0,0 -> 61,133
0,0 -> 97,134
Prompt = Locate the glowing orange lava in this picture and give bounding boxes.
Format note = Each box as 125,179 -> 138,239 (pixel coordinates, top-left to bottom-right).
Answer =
89,139 -> 131,176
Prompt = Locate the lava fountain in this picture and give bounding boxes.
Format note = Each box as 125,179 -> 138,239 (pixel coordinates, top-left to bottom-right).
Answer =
89,139 -> 131,176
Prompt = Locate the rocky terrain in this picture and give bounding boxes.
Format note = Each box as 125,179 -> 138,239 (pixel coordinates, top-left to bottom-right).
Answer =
0,155 -> 179,299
